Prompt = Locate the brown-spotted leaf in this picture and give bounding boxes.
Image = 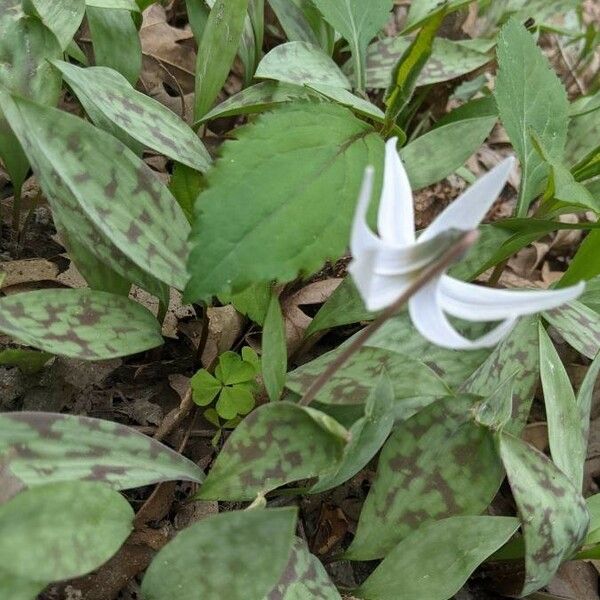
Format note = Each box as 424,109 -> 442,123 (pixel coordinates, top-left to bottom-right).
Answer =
0,289 -> 162,359
4,94 -> 190,290
0,412 -> 204,490
265,537 -> 341,600
499,432 -> 589,595
543,300 -> 600,359
196,402 -> 348,500
346,395 -> 503,560
462,316 -> 539,434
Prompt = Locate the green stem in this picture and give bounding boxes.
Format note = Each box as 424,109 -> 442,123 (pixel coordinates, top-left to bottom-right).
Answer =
11,184 -> 22,250
353,46 -> 365,93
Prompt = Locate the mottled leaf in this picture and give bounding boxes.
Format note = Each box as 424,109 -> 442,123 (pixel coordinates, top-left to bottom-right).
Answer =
356,516 -> 519,600
185,103 -> 383,302
196,402 -> 348,500
347,395 -> 503,560
194,0 -> 249,119
400,115 -> 497,189
307,83 -> 385,122
0,481 -> 133,582
268,0 -> 320,45
576,351 -> 600,462
499,432 -> 589,595
142,508 -> 297,600
462,316 -> 539,434
54,61 -> 212,172
262,293 -> 287,402
0,289 -> 162,359
265,537 -> 341,600
495,19 -> 569,215
256,41 -> 350,88
24,0 -> 85,49
543,301 -> 600,360
310,374 -> 394,494
4,95 -> 190,290
0,570 -> 45,600
0,411 -> 204,490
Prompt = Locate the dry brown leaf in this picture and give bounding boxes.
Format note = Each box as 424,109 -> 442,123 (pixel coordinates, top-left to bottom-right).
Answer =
547,561 -> 599,600
0,258 -> 59,288
523,422 -> 549,453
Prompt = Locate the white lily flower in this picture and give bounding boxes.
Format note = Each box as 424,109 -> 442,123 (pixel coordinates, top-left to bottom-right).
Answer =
349,138 -> 585,349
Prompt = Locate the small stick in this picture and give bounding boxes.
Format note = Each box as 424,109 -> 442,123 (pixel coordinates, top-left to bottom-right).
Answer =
298,229 -> 480,407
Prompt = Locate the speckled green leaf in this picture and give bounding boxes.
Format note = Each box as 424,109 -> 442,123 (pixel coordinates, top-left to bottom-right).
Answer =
543,301 -> 600,359
0,412 -> 204,490
347,395 -> 503,560
356,516 -> 519,600
196,402 -> 348,500
4,95 -> 190,290
462,316 -> 539,434
495,19 -> 568,215
185,103 -> 383,302
307,84 -> 385,121
24,0 -> 85,49
498,432 -> 589,595
54,61 -> 212,172
256,41 -> 350,88
265,537 -> 341,600
268,0 -> 320,45
0,481 -> 133,583
344,37 -> 492,89
310,374 -> 394,494
0,289 -> 162,359
142,508 -> 297,600
287,346 -> 450,415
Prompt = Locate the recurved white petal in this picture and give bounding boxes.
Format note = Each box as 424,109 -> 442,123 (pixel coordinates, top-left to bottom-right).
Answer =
420,157 -> 515,242
349,261 -> 413,312
350,166 -> 379,256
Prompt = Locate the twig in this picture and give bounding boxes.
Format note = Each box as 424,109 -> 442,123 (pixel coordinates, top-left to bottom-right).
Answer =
152,388 -> 195,442
298,230 -> 480,407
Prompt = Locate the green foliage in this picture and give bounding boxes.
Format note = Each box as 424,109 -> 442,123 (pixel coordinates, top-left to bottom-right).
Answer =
543,301 -> 600,359
23,0 -> 85,50
0,348 -> 52,373
262,293 -> 287,401
268,0 -> 320,45
560,231 -> 600,288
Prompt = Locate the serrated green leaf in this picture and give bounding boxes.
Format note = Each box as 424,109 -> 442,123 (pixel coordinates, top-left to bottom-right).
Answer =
191,369 -> 222,406
400,115 -> 497,189
262,293 -> 287,402
462,316 -> 539,433
310,373 -> 394,494
0,411 -> 204,489
86,6 -> 141,85
0,349 -> 52,374
216,385 -> 255,419
356,516 -> 519,600
0,289 -> 162,359
0,481 -> 133,582
347,395 -> 503,560
4,95 -> 190,290
495,19 -> 569,215
142,508 -> 297,600
560,231 -> 600,289
194,0 -> 249,119
185,103 -> 383,302
309,0 -> 394,91
268,0 -> 320,45
256,41 -> 350,88
543,301 -> 600,359
54,61 -> 212,172
498,432 -> 589,595
265,537 -> 341,600
196,402 -> 347,500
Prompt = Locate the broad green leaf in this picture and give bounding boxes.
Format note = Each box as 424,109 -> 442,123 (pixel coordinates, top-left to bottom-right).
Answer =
0,481 -> 133,582
220,282 -> 271,325
309,0 -> 394,91
86,0 -> 140,8
585,493 -> 600,546
239,0 -> 263,86
307,83 -> 386,122
462,316 -> 539,433
87,6 -> 141,85
54,61 -> 212,172
199,80 -> 317,123
185,103 -> 383,302
169,162 -> 204,222
215,351 -> 257,384
0,289 -> 162,359
560,231 -> 600,289
474,374 -> 515,430
196,402 -> 348,500
142,508 -> 297,600
356,516 -> 519,600
185,0 -> 210,42
543,301 -> 600,360
5,95 -> 190,290
256,41 -> 350,88
400,115 -> 497,189
347,395 -> 503,560
262,293 -> 287,401
499,432 -> 589,595
265,537 -> 341,600
576,351 -> 600,460
191,369 -> 222,406
495,19 -> 569,215
0,570 -> 45,600
310,374 -> 394,494
216,385 -> 255,419
268,0 -> 320,45
580,276 -> 600,313
539,324 -> 584,489
0,412 -> 204,489
287,346 -> 450,414
23,0 -> 85,49
546,161 -> 599,211
0,349 -> 52,374
403,0 -> 472,31
194,0 -> 249,120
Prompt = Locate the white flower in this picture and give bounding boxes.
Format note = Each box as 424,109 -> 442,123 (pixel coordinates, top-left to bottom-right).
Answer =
349,138 -> 585,349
